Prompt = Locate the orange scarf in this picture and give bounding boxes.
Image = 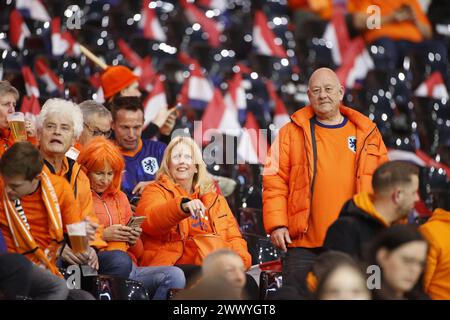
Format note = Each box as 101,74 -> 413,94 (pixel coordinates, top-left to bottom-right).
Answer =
3,171 -> 64,275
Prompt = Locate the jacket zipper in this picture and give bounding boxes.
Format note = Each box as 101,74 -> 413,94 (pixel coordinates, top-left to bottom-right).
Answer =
95,193 -> 113,226
355,126 -> 377,184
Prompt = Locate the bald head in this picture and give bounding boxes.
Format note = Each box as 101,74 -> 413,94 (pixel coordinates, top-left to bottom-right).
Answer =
308,68 -> 341,88
307,68 -> 344,120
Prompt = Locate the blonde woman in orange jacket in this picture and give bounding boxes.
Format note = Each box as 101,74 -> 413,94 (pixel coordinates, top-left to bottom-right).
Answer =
78,137 -> 185,299
135,137 -> 251,280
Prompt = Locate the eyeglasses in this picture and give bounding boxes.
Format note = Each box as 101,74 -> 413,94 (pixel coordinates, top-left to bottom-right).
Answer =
83,123 -> 112,138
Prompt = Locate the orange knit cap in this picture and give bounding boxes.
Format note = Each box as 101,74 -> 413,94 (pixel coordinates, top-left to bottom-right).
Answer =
100,65 -> 138,99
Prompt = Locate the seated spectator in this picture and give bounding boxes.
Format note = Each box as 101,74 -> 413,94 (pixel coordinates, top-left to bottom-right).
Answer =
110,97 -> 167,203
78,100 -> 113,147
348,0 -> 448,83
314,256 -> 371,300
364,225 -> 429,300
0,142 -> 93,300
0,81 -> 37,157
174,249 -> 247,300
135,136 -> 252,278
324,160 -> 420,259
419,199 -> 450,299
100,65 -> 176,140
77,137 -> 185,299
37,98 -> 131,278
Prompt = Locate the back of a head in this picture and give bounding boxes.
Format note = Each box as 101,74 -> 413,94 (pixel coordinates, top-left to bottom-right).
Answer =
372,160 -> 419,195
0,142 -> 43,180
312,251 -> 357,280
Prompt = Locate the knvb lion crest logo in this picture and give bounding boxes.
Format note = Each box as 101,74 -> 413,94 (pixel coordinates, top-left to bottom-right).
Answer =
348,136 -> 356,153
141,157 -> 159,175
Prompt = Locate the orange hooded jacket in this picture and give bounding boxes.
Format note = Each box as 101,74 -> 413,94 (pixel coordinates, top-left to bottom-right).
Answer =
135,174 -> 251,269
263,105 -> 388,247
419,208 -> 450,300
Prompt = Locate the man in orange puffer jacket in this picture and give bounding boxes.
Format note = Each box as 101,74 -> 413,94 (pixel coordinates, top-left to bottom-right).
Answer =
263,68 -> 388,287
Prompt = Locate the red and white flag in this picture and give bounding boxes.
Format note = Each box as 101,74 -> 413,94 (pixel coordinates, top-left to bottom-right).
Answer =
117,38 -> 142,68
140,0 -> 167,42
252,10 -> 287,58
51,18 -> 80,56
21,66 -> 40,98
322,6 -> 351,66
237,112 -> 268,164
143,76 -> 168,128
415,71 -> 449,100
336,37 -> 374,88
134,56 -> 156,92
181,0 -> 223,48
178,58 -> 214,110
16,0 -> 50,22
266,81 -> 290,131
20,95 -> 41,125
9,9 -> 31,49
194,88 -> 241,145
35,58 -> 64,93
226,72 -> 247,123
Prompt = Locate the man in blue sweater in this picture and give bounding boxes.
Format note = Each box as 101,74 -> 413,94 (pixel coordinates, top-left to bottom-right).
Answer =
111,97 -> 166,206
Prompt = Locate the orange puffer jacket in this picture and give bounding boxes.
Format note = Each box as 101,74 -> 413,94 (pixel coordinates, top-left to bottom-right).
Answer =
263,105 -> 388,247
135,175 -> 251,269
419,208 -> 450,300
92,190 -> 132,252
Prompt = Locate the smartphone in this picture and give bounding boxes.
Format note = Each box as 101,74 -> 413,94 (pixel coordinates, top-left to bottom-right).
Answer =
126,216 -> 146,229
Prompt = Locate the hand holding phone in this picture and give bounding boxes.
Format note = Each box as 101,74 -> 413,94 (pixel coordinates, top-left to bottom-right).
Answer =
126,216 -> 147,229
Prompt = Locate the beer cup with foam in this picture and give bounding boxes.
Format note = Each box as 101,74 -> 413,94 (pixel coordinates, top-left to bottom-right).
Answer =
67,221 -> 89,254
7,112 -> 27,142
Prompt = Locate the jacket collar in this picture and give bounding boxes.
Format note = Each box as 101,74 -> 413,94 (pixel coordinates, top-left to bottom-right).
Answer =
428,208 -> 450,223
290,105 -> 376,135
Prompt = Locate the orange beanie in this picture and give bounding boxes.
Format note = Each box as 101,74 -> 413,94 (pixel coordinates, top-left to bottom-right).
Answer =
100,65 -> 139,99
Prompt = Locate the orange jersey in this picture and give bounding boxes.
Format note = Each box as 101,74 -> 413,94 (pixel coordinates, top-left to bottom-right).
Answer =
0,174 -> 83,254
298,118 -> 357,247
348,0 -> 431,44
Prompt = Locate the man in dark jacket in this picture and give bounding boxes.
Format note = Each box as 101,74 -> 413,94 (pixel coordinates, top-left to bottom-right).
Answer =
324,161 -> 420,259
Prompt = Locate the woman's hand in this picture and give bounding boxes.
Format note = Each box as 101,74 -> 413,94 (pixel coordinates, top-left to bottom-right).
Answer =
103,224 -> 133,242
181,199 -> 207,218
127,227 -> 142,246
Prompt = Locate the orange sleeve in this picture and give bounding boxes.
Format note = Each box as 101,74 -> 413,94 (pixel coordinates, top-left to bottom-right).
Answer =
51,175 -> 83,228
262,125 -> 292,234
136,184 -> 190,236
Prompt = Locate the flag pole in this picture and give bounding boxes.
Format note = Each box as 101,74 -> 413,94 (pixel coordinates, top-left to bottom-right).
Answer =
79,44 -> 108,70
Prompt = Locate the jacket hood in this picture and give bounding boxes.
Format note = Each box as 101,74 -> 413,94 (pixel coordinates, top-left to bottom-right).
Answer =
344,192 -> 390,227
428,208 -> 450,223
